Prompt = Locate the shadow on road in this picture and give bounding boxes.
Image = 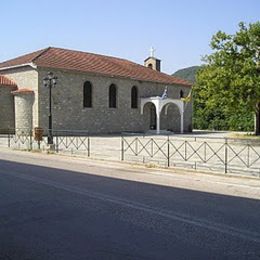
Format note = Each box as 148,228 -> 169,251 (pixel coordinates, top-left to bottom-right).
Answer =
0,159 -> 260,260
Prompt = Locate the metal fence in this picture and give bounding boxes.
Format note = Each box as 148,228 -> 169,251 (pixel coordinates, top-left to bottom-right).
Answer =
0,129 -> 90,156
121,135 -> 260,177
0,128 -> 260,177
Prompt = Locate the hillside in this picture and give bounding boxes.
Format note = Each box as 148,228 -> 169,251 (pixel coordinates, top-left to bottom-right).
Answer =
172,66 -> 200,83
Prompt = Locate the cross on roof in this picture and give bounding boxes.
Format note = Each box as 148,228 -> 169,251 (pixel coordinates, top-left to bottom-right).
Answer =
150,47 -> 155,58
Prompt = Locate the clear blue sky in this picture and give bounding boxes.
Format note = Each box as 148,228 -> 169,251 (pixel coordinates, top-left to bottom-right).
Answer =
1,0 -> 259,73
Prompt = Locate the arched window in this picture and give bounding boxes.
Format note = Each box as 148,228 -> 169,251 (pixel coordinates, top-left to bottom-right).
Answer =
83,81 -> 92,107
109,84 -> 117,108
148,63 -> 153,69
180,90 -> 184,98
131,86 -> 138,108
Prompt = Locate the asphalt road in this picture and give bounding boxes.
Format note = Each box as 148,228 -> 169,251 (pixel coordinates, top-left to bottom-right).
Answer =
0,151 -> 260,259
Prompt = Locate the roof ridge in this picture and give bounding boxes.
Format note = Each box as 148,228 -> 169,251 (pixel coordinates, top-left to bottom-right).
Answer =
0,47 -> 53,68
31,47 -> 52,63
48,46 -> 134,64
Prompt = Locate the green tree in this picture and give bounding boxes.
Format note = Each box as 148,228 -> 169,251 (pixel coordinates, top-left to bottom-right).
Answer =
194,21 -> 260,134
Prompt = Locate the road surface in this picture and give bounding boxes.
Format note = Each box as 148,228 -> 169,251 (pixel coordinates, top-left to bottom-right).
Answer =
0,149 -> 260,259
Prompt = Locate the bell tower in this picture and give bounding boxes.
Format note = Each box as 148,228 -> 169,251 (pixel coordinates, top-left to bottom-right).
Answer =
144,47 -> 161,72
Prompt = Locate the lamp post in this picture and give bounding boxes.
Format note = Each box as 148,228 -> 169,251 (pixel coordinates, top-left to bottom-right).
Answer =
43,72 -> 57,144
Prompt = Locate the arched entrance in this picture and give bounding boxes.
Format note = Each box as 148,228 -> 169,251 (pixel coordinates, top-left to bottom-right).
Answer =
143,102 -> 157,131
141,97 -> 184,134
160,103 -> 181,132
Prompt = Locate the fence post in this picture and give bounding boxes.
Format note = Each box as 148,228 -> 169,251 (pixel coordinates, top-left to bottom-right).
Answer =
8,129 -> 10,148
121,136 -> 124,161
56,135 -> 59,153
87,137 -> 90,157
29,129 -> 33,150
247,142 -> 250,168
167,135 -> 170,167
135,137 -> 138,155
151,138 -> 154,157
184,140 -> 187,161
224,138 -> 228,174
204,141 -> 207,163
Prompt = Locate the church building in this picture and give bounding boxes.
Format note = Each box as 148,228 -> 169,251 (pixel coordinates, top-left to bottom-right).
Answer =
0,47 -> 192,134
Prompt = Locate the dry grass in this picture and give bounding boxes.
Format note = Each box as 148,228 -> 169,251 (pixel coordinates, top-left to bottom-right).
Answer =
228,132 -> 260,140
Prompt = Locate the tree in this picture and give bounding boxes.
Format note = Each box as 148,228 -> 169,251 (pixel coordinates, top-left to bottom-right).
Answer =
194,22 -> 260,134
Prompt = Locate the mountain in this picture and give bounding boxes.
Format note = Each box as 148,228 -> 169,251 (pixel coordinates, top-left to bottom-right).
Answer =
172,66 -> 200,83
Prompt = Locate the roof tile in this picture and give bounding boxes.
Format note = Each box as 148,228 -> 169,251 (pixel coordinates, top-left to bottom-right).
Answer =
0,75 -> 17,88
0,47 -> 192,87
12,88 -> 34,94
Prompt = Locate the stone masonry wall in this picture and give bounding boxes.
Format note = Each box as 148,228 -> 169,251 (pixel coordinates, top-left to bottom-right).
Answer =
0,86 -> 15,130
0,67 -> 39,127
38,68 -> 192,134
14,93 -> 34,129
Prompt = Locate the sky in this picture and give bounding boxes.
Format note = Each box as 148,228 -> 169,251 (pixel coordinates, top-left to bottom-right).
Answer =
1,0 -> 259,73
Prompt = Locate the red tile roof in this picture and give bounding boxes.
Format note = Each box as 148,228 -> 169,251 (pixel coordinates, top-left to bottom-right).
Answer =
0,47 -> 192,87
12,88 -> 34,94
0,75 -> 17,87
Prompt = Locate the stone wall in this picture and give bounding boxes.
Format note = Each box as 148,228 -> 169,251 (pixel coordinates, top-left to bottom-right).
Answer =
38,68 -> 192,134
13,93 -> 34,129
0,86 -> 15,130
0,67 -> 39,127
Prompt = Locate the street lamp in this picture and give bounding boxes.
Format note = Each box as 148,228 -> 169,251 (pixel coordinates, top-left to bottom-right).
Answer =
43,72 -> 57,144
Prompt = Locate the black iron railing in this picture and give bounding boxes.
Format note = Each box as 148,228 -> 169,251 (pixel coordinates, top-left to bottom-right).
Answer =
0,128 -> 90,156
1,128 -> 260,176
121,135 -> 260,176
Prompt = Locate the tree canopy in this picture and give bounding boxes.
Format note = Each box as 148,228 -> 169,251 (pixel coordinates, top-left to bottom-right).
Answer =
193,21 -> 260,133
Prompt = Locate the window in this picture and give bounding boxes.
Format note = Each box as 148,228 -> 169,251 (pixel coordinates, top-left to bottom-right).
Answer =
131,86 -> 138,108
109,84 -> 117,108
180,90 -> 184,98
83,81 -> 92,107
148,63 -> 153,69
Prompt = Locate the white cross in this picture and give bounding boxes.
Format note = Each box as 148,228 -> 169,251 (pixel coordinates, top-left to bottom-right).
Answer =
150,47 -> 155,57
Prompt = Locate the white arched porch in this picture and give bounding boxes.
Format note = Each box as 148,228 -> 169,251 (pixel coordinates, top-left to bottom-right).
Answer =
141,97 -> 184,134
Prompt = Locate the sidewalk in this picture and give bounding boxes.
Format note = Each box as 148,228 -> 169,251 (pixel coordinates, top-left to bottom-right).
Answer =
0,147 -> 259,200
